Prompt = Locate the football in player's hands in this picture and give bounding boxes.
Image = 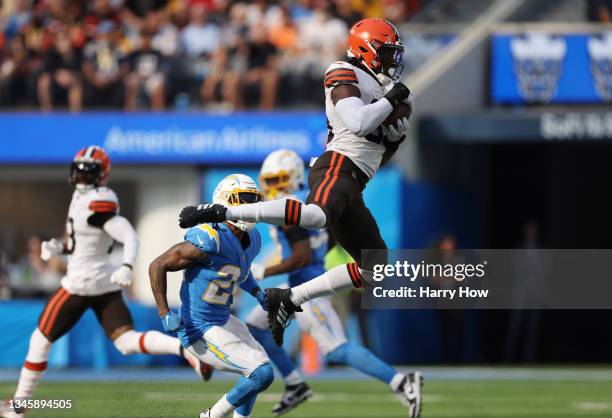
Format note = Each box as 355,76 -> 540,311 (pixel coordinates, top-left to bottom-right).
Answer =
383,101 -> 412,135
382,117 -> 410,143
41,238 -> 64,261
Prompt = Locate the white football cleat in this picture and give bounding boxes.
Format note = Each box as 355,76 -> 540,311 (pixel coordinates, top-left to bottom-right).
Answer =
395,372 -> 423,418
199,408 -> 211,418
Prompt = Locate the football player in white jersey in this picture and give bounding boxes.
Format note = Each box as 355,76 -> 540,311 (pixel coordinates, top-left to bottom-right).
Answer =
178,18 -> 421,416
179,20 -> 411,337
246,150 -> 422,417
2,146 -> 211,418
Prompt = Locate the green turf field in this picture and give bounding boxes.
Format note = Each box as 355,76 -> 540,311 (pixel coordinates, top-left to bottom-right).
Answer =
2,373 -> 612,418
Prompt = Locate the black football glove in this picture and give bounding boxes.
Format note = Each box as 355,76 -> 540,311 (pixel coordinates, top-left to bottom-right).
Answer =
383,82 -> 411,108
179,205 -> 200,228
179,204 -> 228,228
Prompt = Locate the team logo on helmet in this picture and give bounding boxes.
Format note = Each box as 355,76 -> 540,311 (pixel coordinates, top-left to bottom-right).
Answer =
588,32 -> 612,103
510,33 -> 566,103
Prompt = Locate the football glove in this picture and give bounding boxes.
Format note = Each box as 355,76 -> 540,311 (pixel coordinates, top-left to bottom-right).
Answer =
383,81 -> 411,108
40,238 -> 63,261
382,116 -> 410,143
256,290 -> 269,311
111,264 -> 133,287
161,310 -> 182,332
250,263 -> 266,281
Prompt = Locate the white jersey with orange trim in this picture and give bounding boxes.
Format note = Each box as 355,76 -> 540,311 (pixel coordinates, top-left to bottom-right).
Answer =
61,186 -> 122,296
324,60 -> 388,179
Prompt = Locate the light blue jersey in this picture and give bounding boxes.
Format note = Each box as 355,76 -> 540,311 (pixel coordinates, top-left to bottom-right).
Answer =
178,222 -> 261,346
270,190 -> 328,287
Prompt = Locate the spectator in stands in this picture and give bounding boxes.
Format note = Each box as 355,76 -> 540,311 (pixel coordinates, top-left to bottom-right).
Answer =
238,22 -> 278,110
82,20 -> 128,108
3,0 -> 31,40
0,36 -> 34,106
9,235 -> 62,298
587,0 -> 612,22
299,0 -> 348,74
200,46 -> 239,110
268,5 -> 298,52
179,3 -> 219,58
37,27 -> 82,112
332,0 -> 363,27
124,30 -> 166,110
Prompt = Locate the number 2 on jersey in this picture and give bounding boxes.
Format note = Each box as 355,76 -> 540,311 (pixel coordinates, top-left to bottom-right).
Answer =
202,265 -> 241,305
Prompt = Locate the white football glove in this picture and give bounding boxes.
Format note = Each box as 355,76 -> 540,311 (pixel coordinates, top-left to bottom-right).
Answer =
111,265 -> 133,287
40,238 -> 64,261
250,263 -> 266,281
382,116 -> 410,142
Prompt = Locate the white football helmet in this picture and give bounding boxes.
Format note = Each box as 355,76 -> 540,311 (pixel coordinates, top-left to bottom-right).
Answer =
212,174 -> 263,232
259,149 -> 305,200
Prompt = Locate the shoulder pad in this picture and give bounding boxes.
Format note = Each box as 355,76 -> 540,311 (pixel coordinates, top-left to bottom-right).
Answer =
184,224 -> 220,255
324,62 -> 358,89
89,188 -> 119,213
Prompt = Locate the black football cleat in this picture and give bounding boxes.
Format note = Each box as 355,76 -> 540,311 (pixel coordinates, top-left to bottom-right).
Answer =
265,288 -> 302,346
179,204 -> 227,228
272,382 -> 313,416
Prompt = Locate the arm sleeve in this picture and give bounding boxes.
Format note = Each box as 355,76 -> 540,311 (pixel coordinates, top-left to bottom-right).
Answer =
239,271 -> 259,295
334,96 -> 393,137
103,216 -> 139,266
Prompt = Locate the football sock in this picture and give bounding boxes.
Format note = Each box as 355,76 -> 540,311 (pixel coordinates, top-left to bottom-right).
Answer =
290,263 -> 361,306
285,370 -> 305,387
326,343 -> 397,385
226,364 -> 274,409
14,328 -> 52,399
113,330 -> 181,356
210,395 -> 235,418
248,326 -> 298,379
225,199 -> 327,229
389,373 -> 407,392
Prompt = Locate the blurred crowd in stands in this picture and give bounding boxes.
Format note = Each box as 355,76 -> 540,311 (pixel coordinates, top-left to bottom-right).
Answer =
0,0 -> 420,111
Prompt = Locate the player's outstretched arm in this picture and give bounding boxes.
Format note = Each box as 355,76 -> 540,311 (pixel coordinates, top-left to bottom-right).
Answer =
149,242 -> 205,316
104,216 -> 140,287
253,227 -> 312,280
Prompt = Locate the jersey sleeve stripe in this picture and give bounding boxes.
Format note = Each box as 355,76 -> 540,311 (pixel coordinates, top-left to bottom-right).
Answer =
89,200 -> 118,212
324,76 -> 359,88
324,68 -> 357,79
